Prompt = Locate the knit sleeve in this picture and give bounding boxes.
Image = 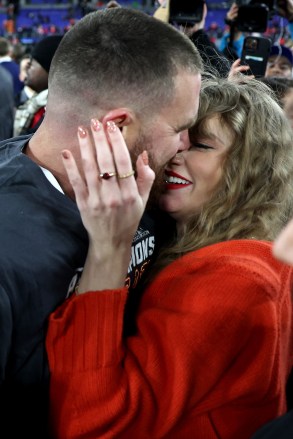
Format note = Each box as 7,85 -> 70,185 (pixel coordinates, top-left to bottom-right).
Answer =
46,258 -> 289,439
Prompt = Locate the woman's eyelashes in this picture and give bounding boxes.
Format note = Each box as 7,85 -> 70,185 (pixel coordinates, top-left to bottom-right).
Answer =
189,142 -> 214,150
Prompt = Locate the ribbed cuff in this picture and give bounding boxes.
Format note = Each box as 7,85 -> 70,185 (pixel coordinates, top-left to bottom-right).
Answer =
47,288 -> 128,373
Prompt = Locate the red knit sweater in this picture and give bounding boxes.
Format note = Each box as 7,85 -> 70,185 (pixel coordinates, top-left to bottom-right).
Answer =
47,240 -> 293,439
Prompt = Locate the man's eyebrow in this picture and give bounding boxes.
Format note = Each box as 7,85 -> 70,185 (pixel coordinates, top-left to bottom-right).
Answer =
175,116 -> 197,133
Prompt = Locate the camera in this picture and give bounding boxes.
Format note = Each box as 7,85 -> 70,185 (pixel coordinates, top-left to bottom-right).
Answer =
235,0 -> 276,32
169,0 -> 205,26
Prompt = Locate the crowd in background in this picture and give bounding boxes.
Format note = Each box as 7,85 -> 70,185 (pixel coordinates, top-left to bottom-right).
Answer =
0,0 -> 293,50
3,0 -> 293,141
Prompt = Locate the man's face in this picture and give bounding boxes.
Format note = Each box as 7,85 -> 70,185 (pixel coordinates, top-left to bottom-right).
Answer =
126,71 -> 201,175
125,71 -> 201,204
265,55 -> 293,78
25,58 -> 49,93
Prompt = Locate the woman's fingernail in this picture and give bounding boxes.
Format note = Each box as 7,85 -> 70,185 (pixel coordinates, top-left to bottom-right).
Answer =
78,126 -> 87,138
91,119 -> 101,131
106,121 -> 117,133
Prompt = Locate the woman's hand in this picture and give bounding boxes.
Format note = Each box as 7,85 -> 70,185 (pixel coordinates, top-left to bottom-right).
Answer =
62,119 -> 155,292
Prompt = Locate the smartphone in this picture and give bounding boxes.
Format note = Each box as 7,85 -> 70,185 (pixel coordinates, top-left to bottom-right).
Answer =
169,0 -> 205,25
240,36 -> 272,77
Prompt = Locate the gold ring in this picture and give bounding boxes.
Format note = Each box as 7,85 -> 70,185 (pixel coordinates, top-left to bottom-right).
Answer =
118,170 -> 135,179
99,172 -> 117,180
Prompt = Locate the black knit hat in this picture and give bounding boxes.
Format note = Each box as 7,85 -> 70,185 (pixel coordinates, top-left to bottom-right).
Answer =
32,35 -> 63,73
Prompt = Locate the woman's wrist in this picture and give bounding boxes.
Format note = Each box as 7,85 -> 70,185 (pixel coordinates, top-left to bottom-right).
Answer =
76,244 -> 131,294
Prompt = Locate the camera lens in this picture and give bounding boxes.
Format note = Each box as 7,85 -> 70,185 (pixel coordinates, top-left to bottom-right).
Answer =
246,38 -> 258,50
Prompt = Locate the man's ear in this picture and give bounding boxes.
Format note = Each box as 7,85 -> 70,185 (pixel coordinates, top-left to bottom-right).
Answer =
102,108 -> 135,129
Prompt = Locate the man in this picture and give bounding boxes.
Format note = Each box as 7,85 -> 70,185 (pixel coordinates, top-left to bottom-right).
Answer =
0,7 -> 202,438
13,35 -> 63,136
265,44 -> 293,78
0,65 -> 14,140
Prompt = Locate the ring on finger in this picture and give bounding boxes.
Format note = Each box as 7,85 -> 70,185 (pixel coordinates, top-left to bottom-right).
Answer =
99,172 -> 117,180
118,170 -> 135,179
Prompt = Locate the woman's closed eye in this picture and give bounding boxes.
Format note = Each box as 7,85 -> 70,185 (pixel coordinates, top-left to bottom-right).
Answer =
190,142 -> 214,150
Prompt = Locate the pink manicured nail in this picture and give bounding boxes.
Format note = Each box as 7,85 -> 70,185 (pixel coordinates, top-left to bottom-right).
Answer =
106,121 -> 117,133
91,119 -> 101,131
78,126 -> 87,138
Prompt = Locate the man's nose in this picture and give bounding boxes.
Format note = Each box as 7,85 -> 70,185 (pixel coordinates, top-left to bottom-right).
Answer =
170,151 -> 183,165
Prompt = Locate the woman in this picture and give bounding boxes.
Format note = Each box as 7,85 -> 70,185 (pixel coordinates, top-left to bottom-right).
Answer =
46,77 -> 293,439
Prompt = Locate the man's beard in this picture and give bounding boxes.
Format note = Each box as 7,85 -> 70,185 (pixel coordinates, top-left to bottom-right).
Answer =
129,131 -> 166,209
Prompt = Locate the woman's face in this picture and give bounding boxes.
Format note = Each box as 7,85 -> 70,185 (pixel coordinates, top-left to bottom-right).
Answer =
159,114 -> 233,227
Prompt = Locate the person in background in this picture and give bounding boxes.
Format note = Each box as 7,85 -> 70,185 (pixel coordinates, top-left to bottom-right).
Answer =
10,41 -> 26,64
17,53 -> 36,105
0,36 -> 23,105
154,0 -> 231,77
0,8 -> 202,439
218,2 -> 245,61
260,77 -> 293,129
47,76 -> 293,439
265,44 -> 293,78
13,35 -> 63,136
277,0 -> 293,43
0,65 -> 14,141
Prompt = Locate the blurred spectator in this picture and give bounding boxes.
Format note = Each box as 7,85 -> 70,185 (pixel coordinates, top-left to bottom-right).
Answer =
265,44 -> 293,78
10,41 -> 26,64
218,2 -> 245,61
261,76 -> 293,129
18,54 -> 35,105
0,65 -> 14,140
4,2 -> 16,34
276,0 -> 293,23
0,37 -> 24,105
153,2 -> 231,77
14,35 -> 63,136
